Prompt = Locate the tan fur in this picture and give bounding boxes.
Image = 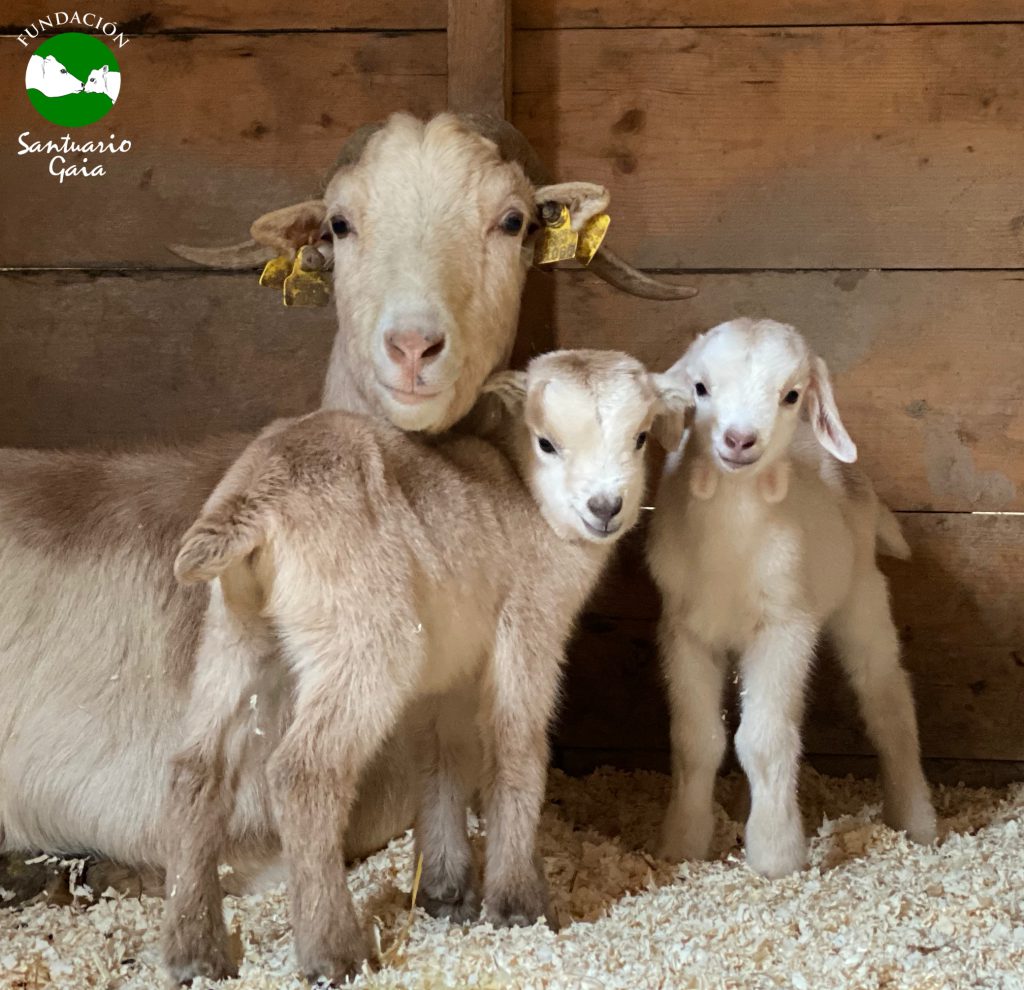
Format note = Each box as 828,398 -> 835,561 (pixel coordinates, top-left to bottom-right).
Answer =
1,113 -> 614,883
162,352 -> 688,984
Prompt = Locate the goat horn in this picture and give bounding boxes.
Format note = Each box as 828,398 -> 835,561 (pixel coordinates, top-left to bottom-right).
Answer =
587,248 -> 699,300
457,113 -> 552,187
171,122 -> 386,268
459,113 -> 698,300
321,121 -> 385,189
168,238 -> 276,269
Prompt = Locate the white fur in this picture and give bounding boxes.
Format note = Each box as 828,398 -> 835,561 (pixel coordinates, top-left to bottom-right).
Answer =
83,65 -> 120,102
648,318 -> 937,878
25,54 -> 83,98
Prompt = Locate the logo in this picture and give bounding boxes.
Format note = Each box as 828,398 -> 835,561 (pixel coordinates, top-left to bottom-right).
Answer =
25,32 -> 121,127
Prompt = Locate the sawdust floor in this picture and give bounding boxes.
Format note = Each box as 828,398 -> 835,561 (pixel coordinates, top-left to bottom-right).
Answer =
2,767 -> 1023,989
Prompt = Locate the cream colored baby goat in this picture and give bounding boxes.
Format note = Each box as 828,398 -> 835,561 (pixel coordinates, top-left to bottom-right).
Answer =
163,350 -> 687,985
647,319 -> 937,879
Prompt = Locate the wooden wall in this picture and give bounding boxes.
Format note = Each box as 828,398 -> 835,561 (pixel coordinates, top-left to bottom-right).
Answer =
2,2 -> 1022,781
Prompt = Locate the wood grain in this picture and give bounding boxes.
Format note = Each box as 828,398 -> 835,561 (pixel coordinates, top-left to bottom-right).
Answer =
0,33 -> 446,268
513,25 -> 1024,269
1,2 -> 445,32
0,272 -> 333,448
9,27 -> 1024,271
520,268 -> 1024,512
557,513 -> 1024,763
514,1 -> 1024,30
448,0 -> 512,118
6,1 -> 1019,33
3,269 -> 1021,513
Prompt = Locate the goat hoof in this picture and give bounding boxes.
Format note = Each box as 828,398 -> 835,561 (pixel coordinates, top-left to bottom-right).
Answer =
486,886 -> 555,931
420,883 -> 481,924
300,937 -> 370,987
165,947 -> 238,986
885,801 -> 938,845
745,834 -> 807,879
657,821 -> 714,863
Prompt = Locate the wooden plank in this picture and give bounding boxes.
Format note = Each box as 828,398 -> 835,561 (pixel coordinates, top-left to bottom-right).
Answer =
3,269 -> 1021,512
514,1 -> 1024,30
0,272 -> 333,448
10,26 -> 1024,271
448,0 -> 512,118
1,2 -> 445,32
512,25 -> 1024,269
556,513 -> 1024,763
0,33 -> 446,268
6,1 -> 1019,33
519,268 -> 1024,512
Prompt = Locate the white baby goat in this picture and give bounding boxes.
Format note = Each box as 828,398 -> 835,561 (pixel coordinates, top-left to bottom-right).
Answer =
647,318 -> 937,878
163,350 -> 687,985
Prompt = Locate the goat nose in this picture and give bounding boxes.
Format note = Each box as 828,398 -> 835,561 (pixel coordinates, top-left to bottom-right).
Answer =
587,495 -> 623,525
385,329 -> 445,367
724,428 -> 758,451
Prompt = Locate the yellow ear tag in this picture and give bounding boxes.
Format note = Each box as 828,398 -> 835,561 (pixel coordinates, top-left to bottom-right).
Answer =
258,255 -> 291,289
576,213 -> 611,266
283,246 -> 331,308
535,204 -> 579,265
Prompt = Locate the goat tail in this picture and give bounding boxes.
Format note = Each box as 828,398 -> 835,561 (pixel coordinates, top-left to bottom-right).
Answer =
876,503 -> 911,560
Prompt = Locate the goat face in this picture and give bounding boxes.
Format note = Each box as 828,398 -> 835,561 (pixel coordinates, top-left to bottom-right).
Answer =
173,112 -> 698,434
324,114 -> 535,433
487,350 -> 691,544
667,318 -> 856,475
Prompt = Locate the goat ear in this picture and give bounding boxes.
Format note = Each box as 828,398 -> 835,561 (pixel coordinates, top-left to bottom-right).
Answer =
174,440 -> 280,585
481,370 -> 528,413
174,508 -> 265,585
660,352 -> 692,389
807,356 -> 857,463
250,199 -> 327,255
534,182 -> 610,232
649,371 -> 693,452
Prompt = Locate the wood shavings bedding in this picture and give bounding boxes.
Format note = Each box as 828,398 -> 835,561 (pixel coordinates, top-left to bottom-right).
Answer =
2,767 -> 1023,990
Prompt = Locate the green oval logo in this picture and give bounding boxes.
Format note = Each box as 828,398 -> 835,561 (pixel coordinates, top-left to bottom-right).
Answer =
25,33 -> 121,127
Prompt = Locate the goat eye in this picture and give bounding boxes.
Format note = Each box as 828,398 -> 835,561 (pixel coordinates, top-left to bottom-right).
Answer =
537,437 -> 556,454
330,215 -> 352,238
635,432 -> 648,450
695,382 -> 709,398
784,389 -> 800,405
499,211 -> 525,235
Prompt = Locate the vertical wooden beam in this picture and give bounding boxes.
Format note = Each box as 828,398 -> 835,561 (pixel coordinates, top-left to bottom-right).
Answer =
448,0 -> 512,119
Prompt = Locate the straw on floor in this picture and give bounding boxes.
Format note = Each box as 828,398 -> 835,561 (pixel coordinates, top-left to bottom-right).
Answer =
2,766 -> 1022,989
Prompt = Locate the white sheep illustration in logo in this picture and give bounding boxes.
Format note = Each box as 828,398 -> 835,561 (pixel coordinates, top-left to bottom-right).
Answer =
25,54 -> 84,98
83,64 -> 121,103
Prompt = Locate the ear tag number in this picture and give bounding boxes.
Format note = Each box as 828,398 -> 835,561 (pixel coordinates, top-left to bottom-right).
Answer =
576,213 -> 611,265
258,254 -> 292,289
535,204 -> 579,265
283,245 -> 331,307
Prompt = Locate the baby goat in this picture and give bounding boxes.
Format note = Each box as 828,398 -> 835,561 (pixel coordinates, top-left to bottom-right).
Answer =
648,318 -> 937,879
163,350 -> 687,985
